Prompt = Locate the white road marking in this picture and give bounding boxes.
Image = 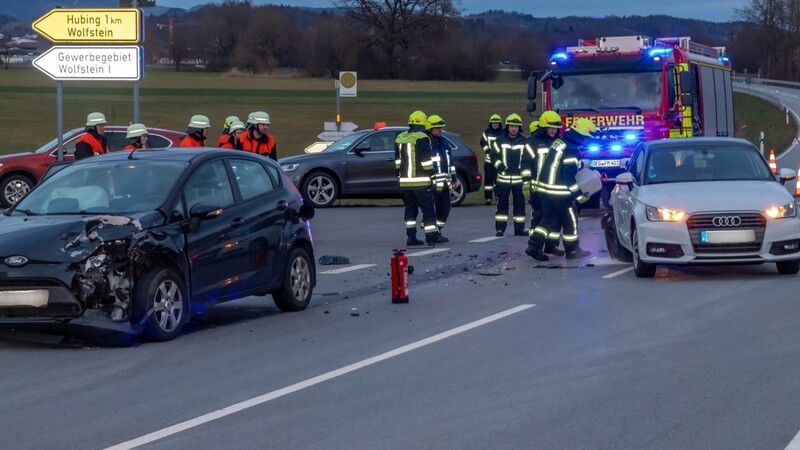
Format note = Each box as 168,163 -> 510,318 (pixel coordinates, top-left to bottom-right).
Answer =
103,304 -> 536,450
469,236 -> 503,243
406,248 -> 450,257
319,264 -> 376,275
602,266 -> 634,279
785,429 -> 800,449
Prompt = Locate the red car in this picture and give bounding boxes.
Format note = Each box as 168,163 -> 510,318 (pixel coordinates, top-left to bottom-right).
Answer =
0,126 -> 184,207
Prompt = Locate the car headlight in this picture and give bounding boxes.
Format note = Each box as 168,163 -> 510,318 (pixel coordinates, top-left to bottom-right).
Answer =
765,202 -> 796,219
0,163 -> 5,169
645,205 -> 686,222
281,163 -> 300,172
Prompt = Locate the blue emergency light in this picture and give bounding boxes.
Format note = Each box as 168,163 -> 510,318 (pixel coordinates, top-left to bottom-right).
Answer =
719,56 -> 730,63
611,144 -> 623,152
648,48 -> 672,58
624,133 -> 637,141
588,144 -> 600,152
550,52 -> 569,65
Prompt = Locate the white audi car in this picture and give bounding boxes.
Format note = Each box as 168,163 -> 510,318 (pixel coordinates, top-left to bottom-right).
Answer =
604,138 -> 800,277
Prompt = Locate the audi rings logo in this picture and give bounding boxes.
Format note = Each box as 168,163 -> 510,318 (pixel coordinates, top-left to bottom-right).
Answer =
712,216 -> 742,227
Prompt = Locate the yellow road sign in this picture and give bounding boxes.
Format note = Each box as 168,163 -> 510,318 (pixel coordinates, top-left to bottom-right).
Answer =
32,9 -> 141,44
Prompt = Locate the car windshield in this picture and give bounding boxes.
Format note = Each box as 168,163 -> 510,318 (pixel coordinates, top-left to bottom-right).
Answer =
34,137 -> 59,154
14,160 -> 187,215
644,145 -> 774,184
323,131 -> 370,153
550,71 -> 661,112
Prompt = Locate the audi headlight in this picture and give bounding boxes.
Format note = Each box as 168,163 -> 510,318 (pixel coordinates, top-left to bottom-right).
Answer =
281,163 -> 300,172
765,202 -> 796,219
645,205 -> 686,222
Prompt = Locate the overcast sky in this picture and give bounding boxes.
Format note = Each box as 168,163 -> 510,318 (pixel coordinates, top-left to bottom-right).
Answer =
154,0 -> 744,22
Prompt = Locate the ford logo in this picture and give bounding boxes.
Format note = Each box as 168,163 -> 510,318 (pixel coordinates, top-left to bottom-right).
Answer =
712,216 -> 742,227
4,255 -> 28,267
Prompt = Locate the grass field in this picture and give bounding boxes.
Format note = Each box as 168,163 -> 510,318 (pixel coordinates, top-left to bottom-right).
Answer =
0,66 -> 795,206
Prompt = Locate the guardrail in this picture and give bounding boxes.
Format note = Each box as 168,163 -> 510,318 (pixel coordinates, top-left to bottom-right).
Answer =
732,75 -> 800,89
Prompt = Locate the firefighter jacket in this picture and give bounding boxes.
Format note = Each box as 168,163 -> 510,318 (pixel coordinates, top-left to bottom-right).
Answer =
490,131 -> 535,185
179,133 -> 205,148
527,129 -> 559,193
75,129 -> 108,159
220,134 -> 243,150
241,130 -> 277,160
534,131 -> 584,199
395,125 -> 435,189
480,126 -> 504,164
216,134 -> 229,148
430,134 -> 456,188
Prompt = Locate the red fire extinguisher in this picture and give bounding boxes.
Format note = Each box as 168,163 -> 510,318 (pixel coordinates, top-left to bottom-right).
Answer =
391,247 -> 410,304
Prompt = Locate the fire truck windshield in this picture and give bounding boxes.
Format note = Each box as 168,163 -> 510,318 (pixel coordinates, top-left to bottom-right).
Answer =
550,71 -> 662,112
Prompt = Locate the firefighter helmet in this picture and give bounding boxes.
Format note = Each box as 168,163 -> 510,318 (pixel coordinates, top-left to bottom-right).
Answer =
529,121 -> 539,134
188,115 -> 211,129
505,113 -> 523,127
125,123 -> 148,139
427,115 -> 446,129
249,111 -> 270,125
489,114 -> 502,124
570,118 -> 597,137
539,110 -> 562,129
224,115 -> 240,129
408,110 -> 428,126
85,112 -> 107,127
228,121 -> 246,134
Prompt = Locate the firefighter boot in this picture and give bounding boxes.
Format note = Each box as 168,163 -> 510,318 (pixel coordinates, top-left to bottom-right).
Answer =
406,230 -> 424,246
544,243 -> 565,257
525,244 -> 549,262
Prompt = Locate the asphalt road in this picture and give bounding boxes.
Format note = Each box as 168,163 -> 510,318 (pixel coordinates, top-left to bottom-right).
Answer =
3,202 -> 800,450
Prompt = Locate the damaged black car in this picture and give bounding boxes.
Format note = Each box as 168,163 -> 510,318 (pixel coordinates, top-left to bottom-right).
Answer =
0,149 -> 316,342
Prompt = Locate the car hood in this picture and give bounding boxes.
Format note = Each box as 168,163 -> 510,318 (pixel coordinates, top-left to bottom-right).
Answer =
639,181 -> 794,213
0,212 -> 163,263
0,152 -> 34,160
279,154 -> 319,165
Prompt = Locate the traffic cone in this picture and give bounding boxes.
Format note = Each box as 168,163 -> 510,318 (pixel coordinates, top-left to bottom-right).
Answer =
769,150 -> 777,174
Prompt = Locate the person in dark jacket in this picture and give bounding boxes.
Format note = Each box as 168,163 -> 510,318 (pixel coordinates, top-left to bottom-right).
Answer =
220,121 -> 246,150
480,114 -> 504,205
490,113 -> 535,236
427,114 -> 456,241
527,110 -> 564,256
74,112 -> 109,160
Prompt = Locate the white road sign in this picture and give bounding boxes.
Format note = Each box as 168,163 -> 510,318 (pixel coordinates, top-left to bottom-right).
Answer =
33,45 -> 142,81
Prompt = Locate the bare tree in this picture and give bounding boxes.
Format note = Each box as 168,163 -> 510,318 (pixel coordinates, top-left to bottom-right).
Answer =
0,33 -> 12,70
335,0 -> 460,78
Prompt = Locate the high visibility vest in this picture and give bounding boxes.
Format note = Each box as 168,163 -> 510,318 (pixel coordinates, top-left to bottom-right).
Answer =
395,131 -> 434,188
430,135 -> 455,188
480,127 -> 504,163
241,131 -> 276,156
76,132 -> 107,155
491,133 -> 534,185
534,138 -> 582,196
179,135 -> 205,148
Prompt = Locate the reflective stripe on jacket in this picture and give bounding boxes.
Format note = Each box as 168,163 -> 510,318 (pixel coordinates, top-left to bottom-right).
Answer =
395,130 -> 434,188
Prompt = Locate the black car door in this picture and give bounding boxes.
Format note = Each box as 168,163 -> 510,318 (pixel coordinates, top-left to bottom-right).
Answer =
345,130 -> 401,193
227,157 -> 288,291
180,158 -> 254,302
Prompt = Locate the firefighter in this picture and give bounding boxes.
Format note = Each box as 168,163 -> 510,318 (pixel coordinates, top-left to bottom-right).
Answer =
525,117 -> 597,261
241,111 -> 277,160
220,121 -> 246,150
528,110 -> 565,256
74,112 -> 109,160
396,110 -> 442,246
480,114 -> 504,205
491,113 -> 535,236
179,115 -> 211,147
427,114 -> 456,241
216,115 -> 241,148
123,123 -> 148,151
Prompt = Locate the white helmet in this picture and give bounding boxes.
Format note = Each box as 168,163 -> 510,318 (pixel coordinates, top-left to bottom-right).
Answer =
248,111 -> 270,125
228,121 -> 246,133
126,123 -> 148,138
188,114 -> 211,129
86,112 -> 107,127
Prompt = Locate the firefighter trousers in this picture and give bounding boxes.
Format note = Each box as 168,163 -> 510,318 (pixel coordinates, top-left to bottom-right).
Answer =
529,191 -> 559,251
433,184 -> 452,231
483,162 -> 496,200
529,195 -> 579,253
494,182 -> 526,233
403,188 -> 438,243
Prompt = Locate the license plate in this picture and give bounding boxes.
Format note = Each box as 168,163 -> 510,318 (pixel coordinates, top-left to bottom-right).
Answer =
700,230 -> 756,244
590,160 -> 620,168
0,290 -> 48,307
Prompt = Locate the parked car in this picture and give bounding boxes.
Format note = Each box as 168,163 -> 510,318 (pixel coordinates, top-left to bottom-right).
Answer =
0,126 -> 184,208
0,149 -> 315,342
604,137 -> 800,277
278,125 -> 482,207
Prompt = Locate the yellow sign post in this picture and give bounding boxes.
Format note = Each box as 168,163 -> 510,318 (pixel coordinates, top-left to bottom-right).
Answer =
33,8 -> 141,44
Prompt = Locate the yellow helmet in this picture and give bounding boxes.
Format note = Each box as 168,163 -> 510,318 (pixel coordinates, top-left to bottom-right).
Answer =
539,110 -> 562,129
529,121 -> 539,134
408,110 -> 428,126
505,113 -> 523,127
570,117 -> 597,137
224,115 -> 240,129
489,114 -> 502,124
427,114 -> 446,129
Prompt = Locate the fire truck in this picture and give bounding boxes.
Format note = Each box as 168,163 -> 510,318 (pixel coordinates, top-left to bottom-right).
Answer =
526,35 -> 734,208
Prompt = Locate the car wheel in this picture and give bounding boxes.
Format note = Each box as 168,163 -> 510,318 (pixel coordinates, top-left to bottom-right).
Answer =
776,259 -> 800,275
1,174 -> 34,208
604,215 -> 633,262
302,172 -> 338,208
131,268 -> 188,341
272,247 -> 314,312
450,173 -> 467,207
632,228 -> 656,278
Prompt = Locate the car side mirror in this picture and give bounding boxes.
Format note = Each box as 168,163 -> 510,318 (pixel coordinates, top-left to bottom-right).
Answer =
298,204 -> 315,221
354,141 -> 370,156
615,172 -> 634,189
188,203 -> 222,232
779,168 -> 797,185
